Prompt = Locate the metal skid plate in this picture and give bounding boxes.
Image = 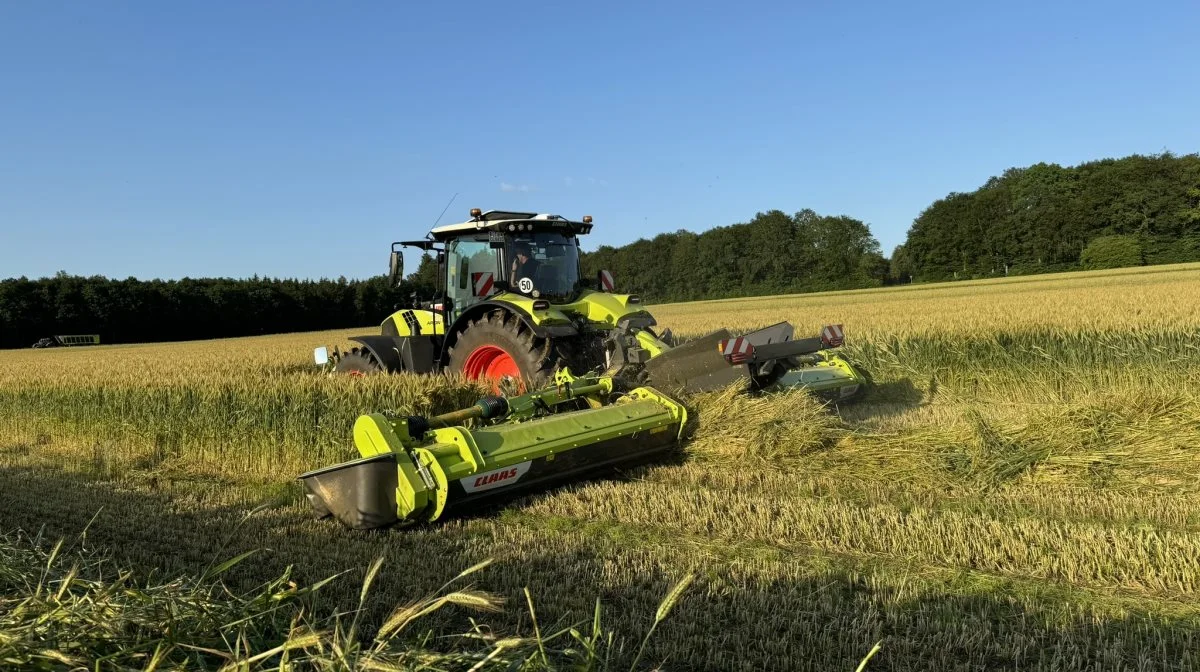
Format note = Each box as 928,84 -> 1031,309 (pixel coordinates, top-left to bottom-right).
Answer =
298,453 -> 401,530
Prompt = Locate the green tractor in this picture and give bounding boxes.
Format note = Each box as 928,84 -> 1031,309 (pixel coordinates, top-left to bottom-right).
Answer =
302,208 -> 868,530
316,208 -> 866,398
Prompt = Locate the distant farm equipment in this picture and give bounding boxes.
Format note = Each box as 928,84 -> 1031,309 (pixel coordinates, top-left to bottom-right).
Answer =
31,334 -> 101,349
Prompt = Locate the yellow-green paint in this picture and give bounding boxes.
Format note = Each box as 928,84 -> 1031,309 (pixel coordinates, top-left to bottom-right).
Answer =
415,448 -> 449,521
634,329 -> 671,358
353,413 -> 404,457
505,376 -> 613,418
394,451 -> 428,520
489,290 -> 652,329
424,426 -> 485,478
460,396 -> 682,468
345,375 -> 687,524
620,387 -> 689,440
382,309 -> 446,336
352,413 -> 429,519
774,353 -> 868,398
380,290 -> 652,341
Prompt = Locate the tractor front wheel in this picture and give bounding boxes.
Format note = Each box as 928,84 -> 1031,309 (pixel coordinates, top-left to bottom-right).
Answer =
333,347 -> 384,377
447,311 -> 556,392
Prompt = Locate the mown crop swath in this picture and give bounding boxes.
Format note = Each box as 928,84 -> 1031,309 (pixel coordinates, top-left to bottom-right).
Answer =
1,261 -> 1198,671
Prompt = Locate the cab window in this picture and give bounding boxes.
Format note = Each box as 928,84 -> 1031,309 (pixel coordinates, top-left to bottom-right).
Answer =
446,238 -> 499,309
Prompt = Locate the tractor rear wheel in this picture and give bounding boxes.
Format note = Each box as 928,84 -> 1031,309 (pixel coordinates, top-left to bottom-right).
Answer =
447,311 -> 557,392
333,348 -> 384,377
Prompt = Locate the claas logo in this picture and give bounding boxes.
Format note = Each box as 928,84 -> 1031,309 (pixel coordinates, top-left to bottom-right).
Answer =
460,461 -> 532,492
473,467 -> 519,488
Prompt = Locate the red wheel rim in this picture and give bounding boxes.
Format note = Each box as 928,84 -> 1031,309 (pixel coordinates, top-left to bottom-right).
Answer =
462,345 -> 523,392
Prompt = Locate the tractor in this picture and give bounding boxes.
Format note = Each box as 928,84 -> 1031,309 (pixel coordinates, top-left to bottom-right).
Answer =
301,208 -> 870,529
315,208 -> 865,398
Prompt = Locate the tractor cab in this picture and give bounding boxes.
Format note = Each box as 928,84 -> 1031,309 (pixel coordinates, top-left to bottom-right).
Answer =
393,209 -> 595,326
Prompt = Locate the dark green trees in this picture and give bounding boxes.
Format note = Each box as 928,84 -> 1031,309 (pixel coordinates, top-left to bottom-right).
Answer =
0,274 -> 422,349
580,209 -> 883,302
901,153 -> 1200,280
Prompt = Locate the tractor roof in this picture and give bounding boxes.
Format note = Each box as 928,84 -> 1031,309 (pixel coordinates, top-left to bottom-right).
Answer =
429,210 -> 594,241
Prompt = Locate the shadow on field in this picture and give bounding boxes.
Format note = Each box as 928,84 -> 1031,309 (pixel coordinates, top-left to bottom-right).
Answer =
2,464 -> 1198,671
835,376 -> 926,423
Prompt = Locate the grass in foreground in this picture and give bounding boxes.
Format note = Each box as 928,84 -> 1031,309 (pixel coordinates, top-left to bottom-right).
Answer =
1,263 -> 1199,670
0,525 -> 716,671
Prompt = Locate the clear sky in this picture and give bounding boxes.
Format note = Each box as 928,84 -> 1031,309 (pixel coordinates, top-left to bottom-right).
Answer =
2,1 -> 1197,281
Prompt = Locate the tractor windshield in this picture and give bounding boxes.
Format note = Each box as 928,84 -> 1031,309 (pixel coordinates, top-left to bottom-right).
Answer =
507,231 -> 581,301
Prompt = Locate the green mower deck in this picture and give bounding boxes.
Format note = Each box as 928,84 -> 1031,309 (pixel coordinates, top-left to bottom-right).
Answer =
299,373 -> 687,530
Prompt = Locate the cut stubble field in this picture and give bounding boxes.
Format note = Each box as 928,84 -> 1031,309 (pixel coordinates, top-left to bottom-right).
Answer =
2,262 -> 1200,670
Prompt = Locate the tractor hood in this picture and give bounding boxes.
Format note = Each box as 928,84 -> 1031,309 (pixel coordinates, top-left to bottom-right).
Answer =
494,289 -> 654,331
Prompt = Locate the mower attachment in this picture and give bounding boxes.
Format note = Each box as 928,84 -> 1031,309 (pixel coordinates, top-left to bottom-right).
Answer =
641,321 -> 865,398
299,371 -> 687,530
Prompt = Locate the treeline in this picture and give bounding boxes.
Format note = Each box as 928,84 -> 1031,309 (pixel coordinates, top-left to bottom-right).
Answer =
6,152 -> 1199,346
1,208 -> 885,348
580,209 -> 888,302
0,274 -> 419,349
895,152 -> 1200,281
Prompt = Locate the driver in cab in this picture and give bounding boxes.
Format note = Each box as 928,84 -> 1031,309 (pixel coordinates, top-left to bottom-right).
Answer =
509,242 -> 540,289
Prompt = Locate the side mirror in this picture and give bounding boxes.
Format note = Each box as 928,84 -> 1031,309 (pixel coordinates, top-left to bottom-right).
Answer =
388,251 -> 404,285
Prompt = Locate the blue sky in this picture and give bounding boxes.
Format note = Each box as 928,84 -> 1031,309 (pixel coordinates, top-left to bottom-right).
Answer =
2,1 -> 1197,281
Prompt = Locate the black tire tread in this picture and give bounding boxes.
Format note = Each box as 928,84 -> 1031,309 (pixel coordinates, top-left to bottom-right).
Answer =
447,310 -> 560,388
333,347 -> 383,375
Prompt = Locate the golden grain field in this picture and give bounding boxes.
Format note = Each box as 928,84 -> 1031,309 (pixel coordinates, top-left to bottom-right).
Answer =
2,262 -> 1200,670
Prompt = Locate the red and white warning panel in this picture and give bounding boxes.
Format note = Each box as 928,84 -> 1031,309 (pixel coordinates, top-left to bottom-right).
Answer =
821,324 -> 845,348
599,269 -> 615,292
471,272 -> 494,297
460,461 -> 532,493
719,336 -> 755,364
